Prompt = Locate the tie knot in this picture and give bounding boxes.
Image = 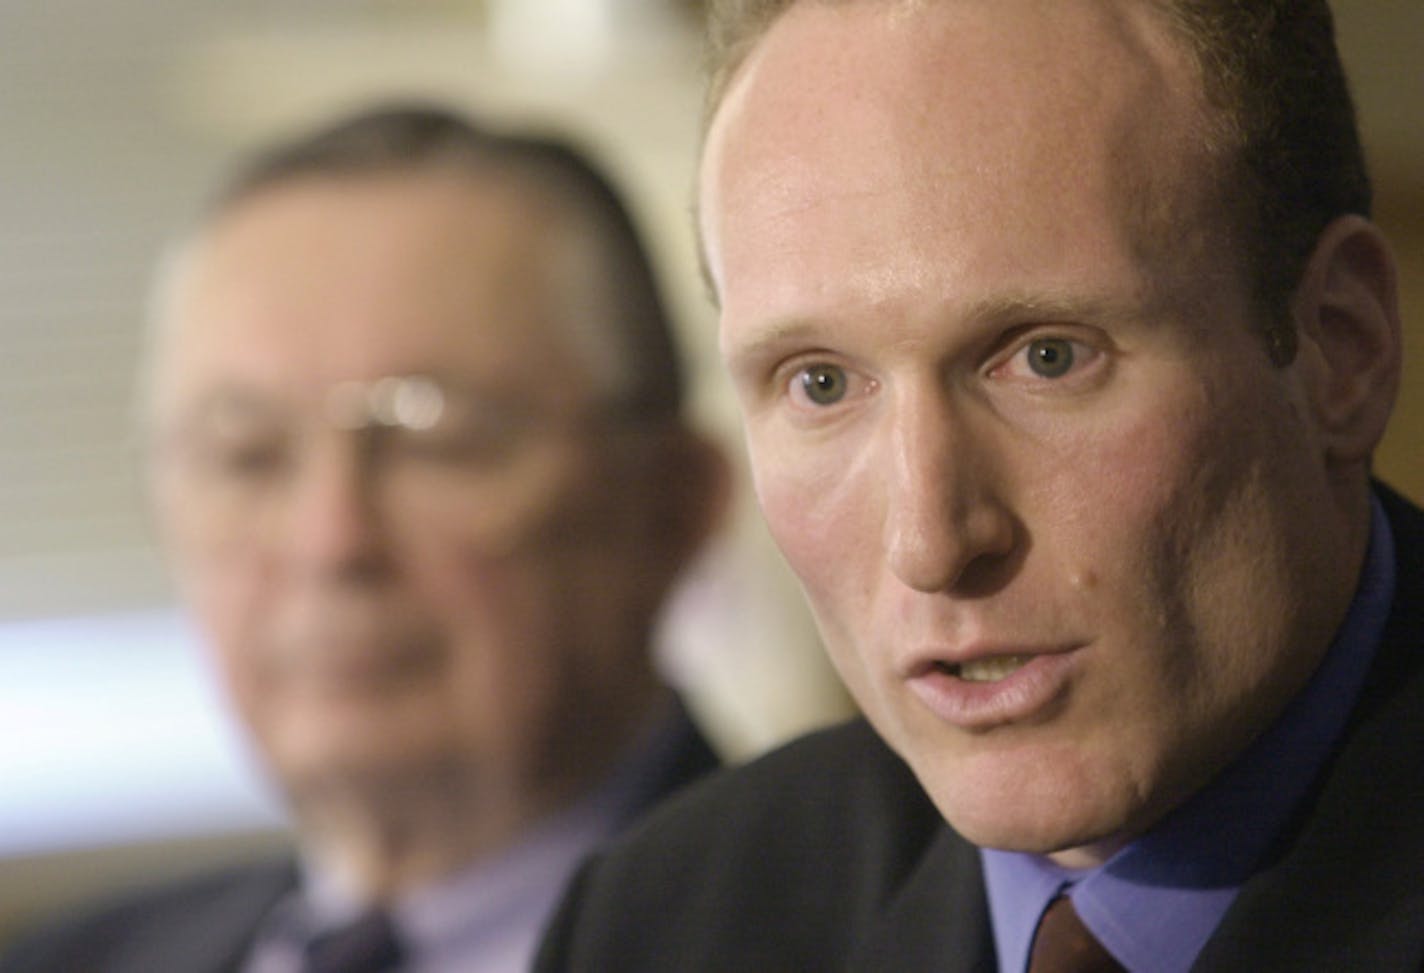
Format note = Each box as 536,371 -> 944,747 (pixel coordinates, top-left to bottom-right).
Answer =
304,909 -> 404,973
1026,894 -> 1125,973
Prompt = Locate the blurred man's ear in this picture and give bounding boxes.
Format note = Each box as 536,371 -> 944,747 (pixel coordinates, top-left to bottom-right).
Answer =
1291,214 -> 1403,469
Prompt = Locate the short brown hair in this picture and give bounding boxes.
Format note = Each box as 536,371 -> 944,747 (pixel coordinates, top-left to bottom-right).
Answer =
702,0 -> 1372,362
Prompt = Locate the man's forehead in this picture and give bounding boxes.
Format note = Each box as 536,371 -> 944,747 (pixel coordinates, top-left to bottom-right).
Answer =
706,0 -> 1200,182
151,176 -> 606,416
700,0 -> 1213,304
196,174 -> 553,282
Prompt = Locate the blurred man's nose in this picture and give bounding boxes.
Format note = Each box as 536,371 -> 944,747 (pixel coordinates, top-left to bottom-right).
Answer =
881,390 -> 1016,595
283,435 -> 390,580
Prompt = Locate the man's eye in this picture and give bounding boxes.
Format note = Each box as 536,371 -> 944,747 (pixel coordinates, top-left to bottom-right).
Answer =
1000,336 -> 1100,382
793,364 -> 849,406
1026,338 -> 1075,377
198,440 -> 288,479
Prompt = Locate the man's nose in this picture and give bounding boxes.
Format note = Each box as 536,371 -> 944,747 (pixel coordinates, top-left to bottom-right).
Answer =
283,437 -> 389,578
881,392 -> 1016,594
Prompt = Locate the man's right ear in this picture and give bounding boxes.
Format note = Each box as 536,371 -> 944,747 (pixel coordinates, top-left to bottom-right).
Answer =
1289,214 -> 1403,470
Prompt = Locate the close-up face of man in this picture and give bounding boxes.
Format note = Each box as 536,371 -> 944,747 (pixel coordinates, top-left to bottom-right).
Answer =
702,0 -> 1372,865
148,170 -> 686,834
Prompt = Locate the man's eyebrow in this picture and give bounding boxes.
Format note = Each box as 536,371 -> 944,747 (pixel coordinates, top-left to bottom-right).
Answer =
189,387 -> 273,415
721,317 -> 825,376
958,292 -> 1144,328
725,294 -> 1137,355
164,387 -> 282,436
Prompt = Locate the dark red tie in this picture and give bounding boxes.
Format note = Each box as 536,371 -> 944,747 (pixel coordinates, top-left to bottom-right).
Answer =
303,909 -> 404,973
1026,895 -> 1126,973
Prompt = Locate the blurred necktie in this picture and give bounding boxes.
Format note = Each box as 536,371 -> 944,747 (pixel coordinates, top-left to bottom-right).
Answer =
1026,895 -> 1126,973
303,909 -> 404,973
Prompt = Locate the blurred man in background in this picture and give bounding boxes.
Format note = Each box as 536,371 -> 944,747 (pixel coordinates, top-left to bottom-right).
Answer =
1,103 -> 727,972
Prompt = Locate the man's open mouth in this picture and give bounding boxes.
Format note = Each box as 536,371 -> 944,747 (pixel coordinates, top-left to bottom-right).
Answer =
934,655 -> 1034,683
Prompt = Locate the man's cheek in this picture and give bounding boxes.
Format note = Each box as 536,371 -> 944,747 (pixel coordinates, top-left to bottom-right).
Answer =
755,448 -> 848,561
758,479 -> 876,700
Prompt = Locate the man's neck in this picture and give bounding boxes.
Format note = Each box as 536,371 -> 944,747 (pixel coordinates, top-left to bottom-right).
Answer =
287,686 -> 675,901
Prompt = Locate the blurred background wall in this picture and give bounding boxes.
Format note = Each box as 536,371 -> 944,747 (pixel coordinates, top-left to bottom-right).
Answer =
0,0 -> 1419,946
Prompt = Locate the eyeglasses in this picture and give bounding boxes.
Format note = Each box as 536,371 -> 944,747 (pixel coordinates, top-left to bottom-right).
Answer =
155,374 -> 662,547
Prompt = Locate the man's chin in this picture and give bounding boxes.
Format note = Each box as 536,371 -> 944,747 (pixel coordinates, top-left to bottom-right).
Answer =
265,726 -> 465,799
909,751 -> 1138,865
946,805 -> 1131,866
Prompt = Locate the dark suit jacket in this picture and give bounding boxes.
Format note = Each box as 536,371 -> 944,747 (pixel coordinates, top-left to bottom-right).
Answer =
0,703 -> 719,973
536,487 -> 1424,972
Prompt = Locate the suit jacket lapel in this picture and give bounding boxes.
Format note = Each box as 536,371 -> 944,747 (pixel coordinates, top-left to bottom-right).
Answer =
852,827 -> 997,973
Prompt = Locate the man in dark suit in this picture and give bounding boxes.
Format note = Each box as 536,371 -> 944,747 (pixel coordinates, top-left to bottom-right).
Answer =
536,1 -> 1422,969
1,105 -> 727,972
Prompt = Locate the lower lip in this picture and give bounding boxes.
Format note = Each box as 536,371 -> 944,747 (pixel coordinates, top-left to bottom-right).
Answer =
906,650 -> 1079,730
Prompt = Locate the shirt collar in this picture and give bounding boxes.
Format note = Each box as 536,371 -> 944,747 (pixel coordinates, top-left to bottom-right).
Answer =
983,493 -> 1395,973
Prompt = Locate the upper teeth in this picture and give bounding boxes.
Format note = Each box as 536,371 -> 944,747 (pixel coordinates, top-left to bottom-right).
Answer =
956,655 -> 1032,682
